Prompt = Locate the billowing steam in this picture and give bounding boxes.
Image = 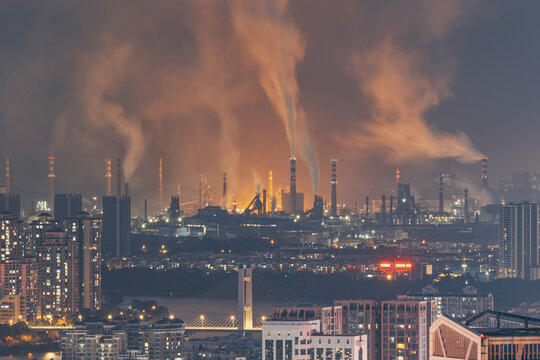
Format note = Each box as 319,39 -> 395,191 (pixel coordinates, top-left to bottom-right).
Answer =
78,44 -> 145,181
341,39 -> 483,164
231,0 -> 319,193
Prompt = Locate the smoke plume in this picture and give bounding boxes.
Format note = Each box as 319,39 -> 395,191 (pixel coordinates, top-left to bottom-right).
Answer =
231,0 -> 319,193
77,43 -> 145,181
339,2 -> 484,165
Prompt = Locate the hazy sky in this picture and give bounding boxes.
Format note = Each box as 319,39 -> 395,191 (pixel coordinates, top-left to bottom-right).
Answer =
0,1 -> 539,214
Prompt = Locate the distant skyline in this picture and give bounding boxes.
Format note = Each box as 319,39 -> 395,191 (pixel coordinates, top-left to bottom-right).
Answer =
1,1 -> 540,214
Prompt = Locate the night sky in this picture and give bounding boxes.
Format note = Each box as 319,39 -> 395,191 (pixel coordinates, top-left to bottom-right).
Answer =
0,0 -> 539,214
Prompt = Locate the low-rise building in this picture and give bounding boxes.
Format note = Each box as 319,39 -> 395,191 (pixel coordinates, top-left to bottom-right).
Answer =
272,305 -> 343,334
262,320 -> 367,360
430,314 -> 540,359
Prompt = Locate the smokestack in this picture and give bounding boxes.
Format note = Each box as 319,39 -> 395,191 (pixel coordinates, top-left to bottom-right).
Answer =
199,172 -> 204,209
105,158 -> 112,196
158,157 -> 163,210
464,188 -> 469,224
381,195 -> 386,225
48,156 -> 55,211
389,195 -> 393,225
481,157 -> 488,189
331,159 -> 337,217
124,182 -> 129,197
439,173 -> 444,213
117,158 -> 124,197
5,157 -> 9,193
411,195 -> 416,225
262,189 -> 267,215
223,173 -> 227,200
365,196 -> 369,218
144,199 -> 147,221
268,170 -> 273,213
290,157 -> 296,213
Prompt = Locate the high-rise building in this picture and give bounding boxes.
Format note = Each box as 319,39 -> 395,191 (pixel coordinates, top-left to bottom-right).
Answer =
0,258 -> 39,321
54,193 -> 83,221
36,229 -> 79,319
139,319 -> 185,360
499,202 -> 539,280
380,299 -> 437,360
238,265 -> 253,330
62,318 -> 184,360
64,213 -> 102,314
0,193 -> 21,220
0,212 -> 23,261
102,196 -> 131,258
62,324 -> 128,360
334,300 -> 380,360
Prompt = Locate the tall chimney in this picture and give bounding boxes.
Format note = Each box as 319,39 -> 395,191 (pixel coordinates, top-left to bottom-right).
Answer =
365,196 -> 369,218
389,195 -> 393,225
381,195 -> 386,225
5,157 -> 9,193
199,172 -> 204,209
262,189 -> 267,215
48,156 -> 55,211
124,182 -> 129,197
290,157 -> 297,213
464,188 -> 469,224
144,199 -> 147,221
117,158 -> 124,197
223,173 -> 227,200
481,157 -> 488,189
331,159 -> 337,217
439,173 -> 444,213
268,170 -> 273,213
105,158 -> 112,196
158,157 -> 163,210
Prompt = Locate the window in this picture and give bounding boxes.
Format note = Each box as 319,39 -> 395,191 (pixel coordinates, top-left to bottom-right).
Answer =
265,340 -> 274,360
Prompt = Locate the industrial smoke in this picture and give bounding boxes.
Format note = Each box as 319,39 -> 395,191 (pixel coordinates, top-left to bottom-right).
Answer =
339,1 -> 484,165
232,0 -> 319,193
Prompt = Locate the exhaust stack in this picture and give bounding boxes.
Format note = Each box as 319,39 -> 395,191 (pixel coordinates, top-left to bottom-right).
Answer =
223,173 -> 227,200
464,188 -> 469,224
481,157 -> 488,189
5,157 -> 9,193
158,157 -> 163,210
290,157 -> 296,213
117,158 -> 124,197
199,172 -> 204,209
268,170 -> 273,213
439,173 -> 444,213
48,156 -> 55,210
381,195 -> 386,225
331,159 -> 337,216
105,158 -> 112,196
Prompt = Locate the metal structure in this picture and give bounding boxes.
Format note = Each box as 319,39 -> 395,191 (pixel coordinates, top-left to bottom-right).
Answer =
331,159 -> 337,216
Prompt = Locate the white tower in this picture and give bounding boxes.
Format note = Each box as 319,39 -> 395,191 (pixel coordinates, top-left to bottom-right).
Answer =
238,265 -> 253,330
